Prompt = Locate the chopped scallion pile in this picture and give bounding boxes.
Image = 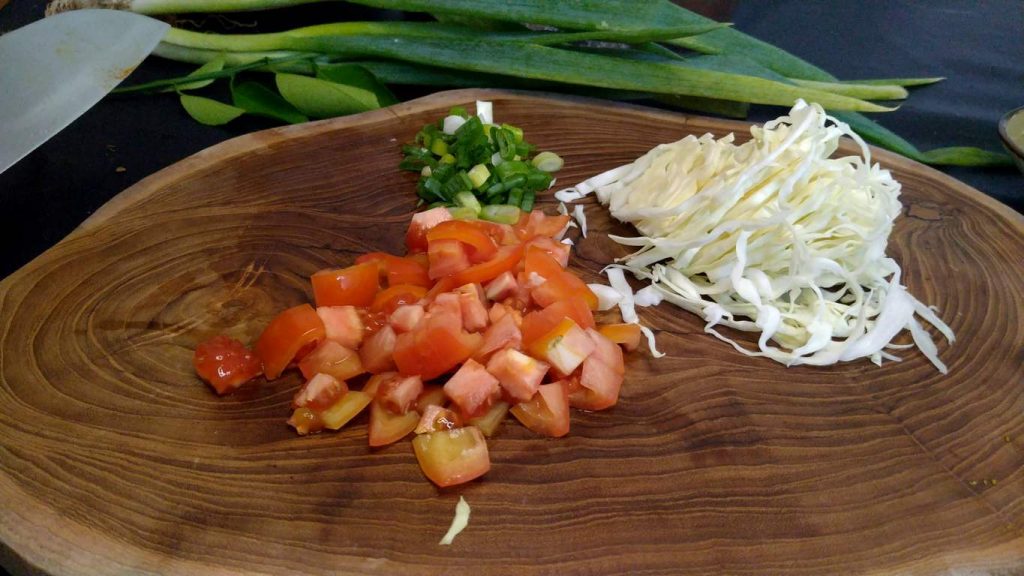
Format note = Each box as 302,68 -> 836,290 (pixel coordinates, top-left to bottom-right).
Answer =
400,101 -> 562,214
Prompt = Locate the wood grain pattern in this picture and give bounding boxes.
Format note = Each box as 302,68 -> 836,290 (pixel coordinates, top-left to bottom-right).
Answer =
1,89 -> 1022,576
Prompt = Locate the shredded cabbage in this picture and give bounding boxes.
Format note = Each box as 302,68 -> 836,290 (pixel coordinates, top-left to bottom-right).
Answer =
439,496 -> 471,545
559,100 -> 954,372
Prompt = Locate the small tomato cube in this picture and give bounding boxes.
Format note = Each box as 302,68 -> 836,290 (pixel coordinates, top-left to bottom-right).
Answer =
585,328 -> 624,374
368,400 -> 420,447
527,317 -> 595,375
443,358 -> 500,417
359,324 -> 398,374
597,322 -> 642,352
570,355 -> 624,411
320,390 -> 373,430
389,303 -> 425,333
378,374 -> 424,415
486,348 -> 548,403
193,335 -> 263,395
484,271 -> 518,302
428,238 -> 471,279
292,372 -> 348,411
298,340 -> 364,382
415,404 -> 464,434
476,313 -> 522,359
311,262 -> 380,308
412,425 -> 491,487
510,382 -> 570,438
406,206 -> 452,253
316,305 -> 364,349
454,283 -> 489,332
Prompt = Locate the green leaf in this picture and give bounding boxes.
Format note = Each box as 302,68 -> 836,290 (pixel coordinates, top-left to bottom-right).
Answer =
168,57 -> 226,92
274,73 -> 382,118
231,80 -> 309,124
179,94 -> 245,126
315,64 -> 398,107
918,147 -> 1014,167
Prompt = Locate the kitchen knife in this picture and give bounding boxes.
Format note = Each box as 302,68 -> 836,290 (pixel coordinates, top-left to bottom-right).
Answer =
0,9 -> 169,175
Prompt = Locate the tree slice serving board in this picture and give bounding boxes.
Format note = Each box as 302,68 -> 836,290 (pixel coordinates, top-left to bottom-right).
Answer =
1,89 -> 1022,576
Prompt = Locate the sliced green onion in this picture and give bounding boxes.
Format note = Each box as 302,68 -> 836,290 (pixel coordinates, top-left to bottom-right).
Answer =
531,151 -> 563,172
467,163 -> 491,189
453,191 -> 483,215
480,204 -> 522,224
520,190 -> 536,212
507,187 -> 523,207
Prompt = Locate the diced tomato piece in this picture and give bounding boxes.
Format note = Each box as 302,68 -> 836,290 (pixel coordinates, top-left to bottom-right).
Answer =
526,236 -> 570,268
316,305 -> 364,349
415,384 -> 448,412
450,244 -> 524,286
298,340 -> 364,382
359,308 -> 388,336
367,400 -> 420,447
287,406 -> 323,435
484,271 -> 518,302
486,348 -> 549,403
428,238 -> 472,280
363,371 -> 397,397
292,372 -> 348,411
468,401 -> 509,437
389,303 -> 425,333
476,312 -> 522,359
475,220 -> 520,246
520,298 -> 596,348
412,425 -> 490,487
255,304 -> 325,380
454,283 -> 489,332
427,220 -> 498,262
510,382 -> 570,437
525,246 -> 598,310
528,317 -> 595,375
570,355 -> 624,411
378,374 -> 424,414
320,390 -> 373,430
359,324 -> 397,374
393,324 -> 476,380
415,404 -> 464,434
311,262 -> 380,308
427,292 -> 463,333
585,328 -> 624,374
597,323 -> 642,352
406,206 -> 452,253
357,252 -> 432,288
514,210 -> 571,241
371,283 -> 427,314
443,358 -> 500,418
193,335 -> 263,395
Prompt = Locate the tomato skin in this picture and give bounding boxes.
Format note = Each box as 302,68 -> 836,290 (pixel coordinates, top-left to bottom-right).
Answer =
406,207 -> 452,253
450,244 -> 524,286
412,425 -> 490,487
255,304 -> 326,380
597,323 -> 642,352
393,324 -> 476,381
510,382 -> 570,438
368,400 -> 420,447
311,262 -> 380,308
371,283 -> 428,314
427,220 -> 499,262
193,335 -> 263,395
357,252 -> 432,288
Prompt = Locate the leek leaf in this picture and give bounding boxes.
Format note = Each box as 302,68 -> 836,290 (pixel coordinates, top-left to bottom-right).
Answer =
231,80 -> 309,124
179,94 -> 245,125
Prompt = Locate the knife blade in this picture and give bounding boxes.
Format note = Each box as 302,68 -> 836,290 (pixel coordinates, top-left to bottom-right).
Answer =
0,9 -> 169,175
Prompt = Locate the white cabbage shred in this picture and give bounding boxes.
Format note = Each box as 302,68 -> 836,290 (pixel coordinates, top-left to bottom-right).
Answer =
558,100 -> 954,372
439,496 -> 471,545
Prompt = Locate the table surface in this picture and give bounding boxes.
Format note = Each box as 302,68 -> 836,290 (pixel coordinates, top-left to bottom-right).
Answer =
0,2 -> 1022,574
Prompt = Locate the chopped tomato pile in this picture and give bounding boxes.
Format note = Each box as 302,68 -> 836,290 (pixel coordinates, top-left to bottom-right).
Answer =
193,207 -> 642,487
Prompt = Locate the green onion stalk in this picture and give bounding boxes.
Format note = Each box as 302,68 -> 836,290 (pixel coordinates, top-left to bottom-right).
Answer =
48,0 -> 1011,166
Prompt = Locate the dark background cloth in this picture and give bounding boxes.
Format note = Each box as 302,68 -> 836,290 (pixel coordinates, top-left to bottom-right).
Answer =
0,1 -> 1021,572
0,1 -> 1021,282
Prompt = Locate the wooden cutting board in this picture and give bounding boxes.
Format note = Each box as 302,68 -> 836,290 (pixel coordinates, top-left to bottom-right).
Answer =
1,89 -> 1022,576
